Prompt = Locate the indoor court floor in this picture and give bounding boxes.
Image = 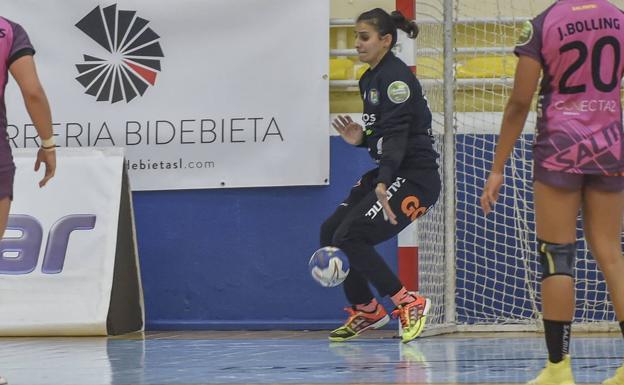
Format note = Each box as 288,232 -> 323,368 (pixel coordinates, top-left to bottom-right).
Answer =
0,330 -> 622,385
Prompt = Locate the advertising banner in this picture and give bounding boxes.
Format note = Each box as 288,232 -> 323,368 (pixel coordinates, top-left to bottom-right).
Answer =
0,148 -> 126,335
3,1 -> 329,190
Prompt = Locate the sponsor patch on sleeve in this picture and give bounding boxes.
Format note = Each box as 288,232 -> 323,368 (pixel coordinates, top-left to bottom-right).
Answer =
387,81 -> 410,104
516,20 -> 534,46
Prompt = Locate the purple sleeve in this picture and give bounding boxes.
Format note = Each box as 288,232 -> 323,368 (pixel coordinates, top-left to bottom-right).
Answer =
513,18 -> 543,63
8,20 -> 35,66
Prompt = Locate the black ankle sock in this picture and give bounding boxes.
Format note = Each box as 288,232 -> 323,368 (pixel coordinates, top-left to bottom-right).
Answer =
543,319 -> 572,363
620,321 -> 624,339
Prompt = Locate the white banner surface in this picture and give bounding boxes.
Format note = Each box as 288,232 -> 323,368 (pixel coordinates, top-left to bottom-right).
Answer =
0,148 -> 123,335
3,1 -> 329,190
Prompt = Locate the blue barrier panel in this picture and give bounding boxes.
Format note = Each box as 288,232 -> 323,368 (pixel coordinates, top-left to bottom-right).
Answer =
134,137 -> 398,330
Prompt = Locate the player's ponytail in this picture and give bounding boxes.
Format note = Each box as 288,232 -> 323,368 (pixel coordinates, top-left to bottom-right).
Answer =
357,8 -> 418,48
390,10 -> 419,39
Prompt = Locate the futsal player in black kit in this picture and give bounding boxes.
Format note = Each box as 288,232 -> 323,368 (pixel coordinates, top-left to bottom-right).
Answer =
322,8 -> 440,343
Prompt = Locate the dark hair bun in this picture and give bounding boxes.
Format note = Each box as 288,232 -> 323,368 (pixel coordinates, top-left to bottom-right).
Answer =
390,10 -> 419,39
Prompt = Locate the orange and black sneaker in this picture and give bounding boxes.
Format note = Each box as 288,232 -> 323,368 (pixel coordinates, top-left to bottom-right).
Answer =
328,304 -> 390,342
392,295 -> 431,343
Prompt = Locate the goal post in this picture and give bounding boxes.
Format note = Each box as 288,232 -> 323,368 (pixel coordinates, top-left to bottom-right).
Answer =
414,0 -> 621,332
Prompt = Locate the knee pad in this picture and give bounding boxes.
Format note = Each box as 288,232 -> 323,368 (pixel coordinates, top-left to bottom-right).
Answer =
538,239 -> 576,280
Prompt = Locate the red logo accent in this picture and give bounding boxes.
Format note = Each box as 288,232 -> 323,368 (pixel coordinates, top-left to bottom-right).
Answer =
124,60 -> 158,86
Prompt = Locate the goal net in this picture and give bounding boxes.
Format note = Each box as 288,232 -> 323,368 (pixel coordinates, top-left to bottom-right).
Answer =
415,0 -> 619,331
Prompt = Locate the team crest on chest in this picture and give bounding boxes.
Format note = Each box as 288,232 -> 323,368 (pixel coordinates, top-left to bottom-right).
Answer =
387,81 -> 410,104
368,89 -> 380,105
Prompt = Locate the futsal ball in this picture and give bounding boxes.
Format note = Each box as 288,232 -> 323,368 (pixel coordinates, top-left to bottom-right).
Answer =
308,246 -> 349,287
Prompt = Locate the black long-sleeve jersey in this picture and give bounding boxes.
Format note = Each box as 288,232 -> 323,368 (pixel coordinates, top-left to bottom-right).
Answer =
358,51 -> 439,186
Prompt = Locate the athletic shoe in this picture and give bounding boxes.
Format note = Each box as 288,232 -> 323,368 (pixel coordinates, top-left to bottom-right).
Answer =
603,364 -> 624,385
328,303 -> 389,342
392,295 -> 431,343
527,355 -> 575,385
0,375 -> 7,385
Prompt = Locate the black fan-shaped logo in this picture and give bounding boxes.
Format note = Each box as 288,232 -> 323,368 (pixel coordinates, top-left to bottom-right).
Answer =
75,4 -> 164,103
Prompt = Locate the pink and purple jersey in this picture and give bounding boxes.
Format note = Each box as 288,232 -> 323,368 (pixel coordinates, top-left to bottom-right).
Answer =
0,16 -> 34,171
515,0 -> 624,175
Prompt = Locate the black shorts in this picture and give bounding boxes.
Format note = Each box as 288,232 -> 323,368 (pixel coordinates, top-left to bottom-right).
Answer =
334,168 -> 441,245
